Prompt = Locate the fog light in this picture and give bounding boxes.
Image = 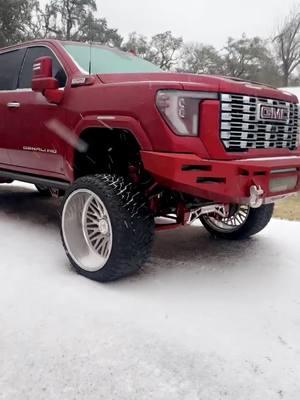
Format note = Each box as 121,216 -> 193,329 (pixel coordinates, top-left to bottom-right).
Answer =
269,176 -> 298,193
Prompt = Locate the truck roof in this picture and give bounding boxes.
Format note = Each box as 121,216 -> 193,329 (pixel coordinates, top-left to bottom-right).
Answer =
0,39 -> 114,53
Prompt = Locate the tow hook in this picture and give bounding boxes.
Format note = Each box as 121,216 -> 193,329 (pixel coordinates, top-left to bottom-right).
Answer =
249,185 -> 264,208
50,188 -> 60,198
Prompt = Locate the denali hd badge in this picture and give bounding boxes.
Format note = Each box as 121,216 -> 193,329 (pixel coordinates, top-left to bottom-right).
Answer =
258,104 -> 289,122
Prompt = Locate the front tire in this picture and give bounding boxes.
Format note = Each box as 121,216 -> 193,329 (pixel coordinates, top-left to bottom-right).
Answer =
60,174 -> 154,282
200,203 -> 274,240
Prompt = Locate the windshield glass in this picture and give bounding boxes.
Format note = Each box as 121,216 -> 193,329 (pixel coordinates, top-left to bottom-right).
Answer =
63,43 -> 162,74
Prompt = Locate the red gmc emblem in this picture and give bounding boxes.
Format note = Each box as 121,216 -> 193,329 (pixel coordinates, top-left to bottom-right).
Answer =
259,105 -> 289,122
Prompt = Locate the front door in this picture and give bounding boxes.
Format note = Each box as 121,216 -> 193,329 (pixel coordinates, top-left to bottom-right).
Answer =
7,46 -> 68,178
0,48 -> 26,167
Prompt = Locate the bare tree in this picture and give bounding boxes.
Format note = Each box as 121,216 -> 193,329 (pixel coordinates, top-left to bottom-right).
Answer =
0,0 -> 39,46
273,8 -> 300,86
122,30 -> 182,71
45,0 -> 97,40
179,43 -> 223,75
148,31 -> 183,70
122,32 -> 149,58
222,35 -> 272,80
73,12 -> 123,46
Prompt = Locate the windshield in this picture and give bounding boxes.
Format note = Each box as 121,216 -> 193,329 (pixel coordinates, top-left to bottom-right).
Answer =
63,43 -> 162,74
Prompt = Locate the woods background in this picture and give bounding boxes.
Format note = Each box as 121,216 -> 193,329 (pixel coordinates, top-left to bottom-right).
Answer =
1,0 -> 300,87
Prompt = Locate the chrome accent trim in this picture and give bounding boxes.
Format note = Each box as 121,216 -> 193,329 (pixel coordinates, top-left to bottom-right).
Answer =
188,204 -> 226,224
97,116 -> 116,120
264,192 -> 298,204
7,102 -> 20,108
271,168 -> 298,174
240,156 -> 300,161
220,93 -> 299,151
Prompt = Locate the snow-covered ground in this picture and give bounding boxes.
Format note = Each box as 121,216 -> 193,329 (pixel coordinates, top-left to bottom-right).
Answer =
0,182 -> 300,400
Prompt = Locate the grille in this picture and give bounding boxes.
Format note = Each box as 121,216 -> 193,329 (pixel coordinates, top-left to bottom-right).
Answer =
220,93 -> 299,151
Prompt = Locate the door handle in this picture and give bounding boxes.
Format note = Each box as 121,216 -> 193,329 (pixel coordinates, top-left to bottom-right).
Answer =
7,102 -> 20,108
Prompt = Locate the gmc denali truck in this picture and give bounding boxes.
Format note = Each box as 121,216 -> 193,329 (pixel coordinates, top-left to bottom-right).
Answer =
0,39 -> 299,282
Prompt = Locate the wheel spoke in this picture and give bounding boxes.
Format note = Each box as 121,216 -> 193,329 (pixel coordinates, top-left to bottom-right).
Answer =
87,208 -> 99,219
98,237 -> 109,253
80,195 -> 113,258
86,216 -> 98,224
90,199 -> 103,217
87,227 -> 99,234
94,237 -> 104,251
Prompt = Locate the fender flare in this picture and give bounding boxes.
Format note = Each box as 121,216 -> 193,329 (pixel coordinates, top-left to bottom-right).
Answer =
65,115 -> 153,181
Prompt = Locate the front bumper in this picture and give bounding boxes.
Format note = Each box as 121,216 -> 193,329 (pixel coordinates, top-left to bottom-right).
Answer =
141,151 -> 300,204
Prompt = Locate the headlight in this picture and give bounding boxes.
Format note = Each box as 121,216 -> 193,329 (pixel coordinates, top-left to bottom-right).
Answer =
156,90 -> 218,136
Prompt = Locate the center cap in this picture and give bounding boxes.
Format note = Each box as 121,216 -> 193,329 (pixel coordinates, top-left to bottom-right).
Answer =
98,219 -> 109,235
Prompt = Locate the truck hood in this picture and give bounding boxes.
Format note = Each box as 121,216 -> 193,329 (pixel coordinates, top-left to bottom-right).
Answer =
98,72 -> 298,103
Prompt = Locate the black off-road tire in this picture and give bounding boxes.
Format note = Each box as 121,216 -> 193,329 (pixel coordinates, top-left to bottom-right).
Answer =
200,203 -> 274,240
60,174 -> 154,282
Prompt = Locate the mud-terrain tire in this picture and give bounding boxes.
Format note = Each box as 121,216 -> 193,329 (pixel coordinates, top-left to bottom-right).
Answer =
60,174 -> 154,282
200,203 -> 274,240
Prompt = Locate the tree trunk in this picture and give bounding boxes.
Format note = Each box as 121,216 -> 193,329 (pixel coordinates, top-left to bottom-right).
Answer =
282,66 -> 289,87
66,0 -> 71,40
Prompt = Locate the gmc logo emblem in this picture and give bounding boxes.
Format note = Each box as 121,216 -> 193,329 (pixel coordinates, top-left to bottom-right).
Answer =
259,105 -> 289,122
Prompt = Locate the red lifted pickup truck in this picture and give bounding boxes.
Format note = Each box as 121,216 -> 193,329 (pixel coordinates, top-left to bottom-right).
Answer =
0,39 -> 299,282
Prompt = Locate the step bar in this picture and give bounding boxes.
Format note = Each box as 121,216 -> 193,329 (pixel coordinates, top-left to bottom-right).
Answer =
0,169 -> 70,190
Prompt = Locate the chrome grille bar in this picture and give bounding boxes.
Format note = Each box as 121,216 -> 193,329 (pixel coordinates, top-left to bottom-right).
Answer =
220,93 -> 299,151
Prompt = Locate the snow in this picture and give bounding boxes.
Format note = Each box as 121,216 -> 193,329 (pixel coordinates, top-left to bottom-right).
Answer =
1,181 -> 300,400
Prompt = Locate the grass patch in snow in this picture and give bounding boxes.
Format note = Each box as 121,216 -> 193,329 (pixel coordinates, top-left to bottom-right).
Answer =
274,193 -> 300,221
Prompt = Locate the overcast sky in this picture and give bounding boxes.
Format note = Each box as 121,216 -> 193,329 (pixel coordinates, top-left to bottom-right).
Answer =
40,0 -> 298,47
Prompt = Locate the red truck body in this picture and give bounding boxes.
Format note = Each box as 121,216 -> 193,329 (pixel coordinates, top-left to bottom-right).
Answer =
0,39 -> 299,212
1,39 -> 299,282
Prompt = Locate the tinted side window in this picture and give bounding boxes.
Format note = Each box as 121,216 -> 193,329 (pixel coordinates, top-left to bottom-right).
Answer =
0,49 -> 25,90
19,46 -> 67,89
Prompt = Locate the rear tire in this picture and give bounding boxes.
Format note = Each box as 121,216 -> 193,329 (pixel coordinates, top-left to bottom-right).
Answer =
60,174 -> 154,282
200,203 -> 274,240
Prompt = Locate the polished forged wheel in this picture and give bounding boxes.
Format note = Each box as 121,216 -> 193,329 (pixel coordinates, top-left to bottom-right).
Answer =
62,189 -> 113,272
61,174 -> 154,282
200,203 -> 274,240
201,205 -> 250,233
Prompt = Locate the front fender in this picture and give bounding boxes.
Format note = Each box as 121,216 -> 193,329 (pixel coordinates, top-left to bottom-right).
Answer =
65,114 -> 153,181
74,114 -> 153,150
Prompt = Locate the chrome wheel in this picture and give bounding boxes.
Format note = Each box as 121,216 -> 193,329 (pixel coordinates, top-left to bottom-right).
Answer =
201,205 -> 250,233
62,189 -> 113,272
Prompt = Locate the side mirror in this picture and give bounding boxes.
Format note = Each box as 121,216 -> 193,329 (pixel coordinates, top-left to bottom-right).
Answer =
32,57 -> 63,104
